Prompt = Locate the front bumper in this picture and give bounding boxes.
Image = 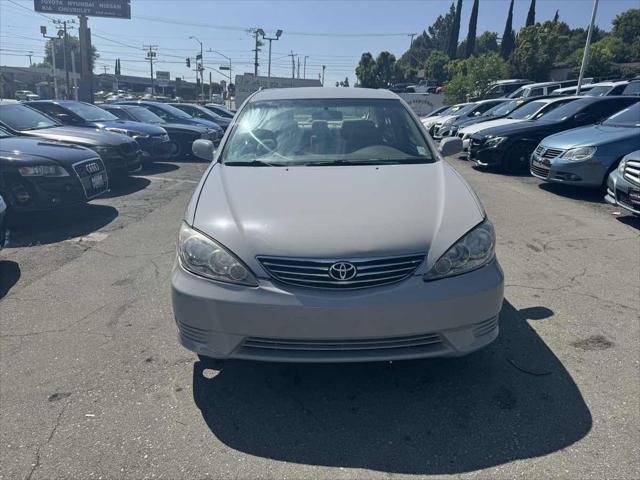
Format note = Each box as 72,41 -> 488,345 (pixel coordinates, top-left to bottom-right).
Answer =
102,149 -> 142,176
605,170 -> 640,215
171,258 -> 505,362
468,139 -> 505,167
530,153 -> 610,187
137,135 -> 173,162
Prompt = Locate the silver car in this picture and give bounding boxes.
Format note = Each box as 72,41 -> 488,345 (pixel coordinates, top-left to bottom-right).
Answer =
171,88 -> 504,362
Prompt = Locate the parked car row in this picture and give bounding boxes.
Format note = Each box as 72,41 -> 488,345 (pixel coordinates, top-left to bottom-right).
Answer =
422,95 -> 640,216
0,99 -> 236,218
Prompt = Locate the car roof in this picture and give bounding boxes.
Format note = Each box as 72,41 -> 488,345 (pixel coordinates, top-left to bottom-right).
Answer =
589,80 -> 629,87
249,87 -> 399,102
492,79 -> 531,85
522,81 -> 563,88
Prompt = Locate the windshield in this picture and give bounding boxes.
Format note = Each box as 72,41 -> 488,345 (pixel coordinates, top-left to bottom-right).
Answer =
128,106 -> 165,123
602,103 -> 640,127
64,102 -> 118,121
221,98 -> 433,166
207,105 -> 234,118
584,86 -> 612,97
507,87 -> 524,98
450,104 -> 475,116
479,101 -> 514,117
538,99 -> 590,122
0,126 -> 13,138
507,100 -> 550,119
155,103 -> 193,119
0,104 -> 58,130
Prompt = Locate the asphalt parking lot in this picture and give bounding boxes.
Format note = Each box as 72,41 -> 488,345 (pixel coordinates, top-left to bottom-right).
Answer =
0,156 -> 638,479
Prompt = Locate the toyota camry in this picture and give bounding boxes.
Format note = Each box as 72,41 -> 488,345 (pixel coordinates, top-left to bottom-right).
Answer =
171,88 -> 504,362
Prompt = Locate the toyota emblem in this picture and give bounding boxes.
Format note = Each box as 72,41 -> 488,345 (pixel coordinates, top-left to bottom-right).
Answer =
328,262 -> 357,281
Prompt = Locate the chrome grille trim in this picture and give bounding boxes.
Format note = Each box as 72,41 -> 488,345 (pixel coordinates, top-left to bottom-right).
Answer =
257,253 -> 425,290
535,145 -> 564,159
623,160 -> 640,186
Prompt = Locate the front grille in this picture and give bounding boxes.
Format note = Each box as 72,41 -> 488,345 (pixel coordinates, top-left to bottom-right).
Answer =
242,332 -> 443,353
623,159 -> 640,186
176,319 -> 209,343
257,253 -> 425,290
531,163 -> 550,178
72,158 -> 108,199
534,145 -> 564,159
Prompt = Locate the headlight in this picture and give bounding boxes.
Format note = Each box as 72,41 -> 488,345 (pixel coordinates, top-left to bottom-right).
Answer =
423,218 -> 495,281
618,157 -> 627,174
177,223 -> 257,286
91,146 -> 112,157
485,136 -> 507,148
562,146 -> 596,162
106,127 -> 149,139
18,165 -> 69,177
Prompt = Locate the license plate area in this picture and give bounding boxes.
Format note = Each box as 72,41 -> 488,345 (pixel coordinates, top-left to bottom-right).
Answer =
628,188 -> 640,205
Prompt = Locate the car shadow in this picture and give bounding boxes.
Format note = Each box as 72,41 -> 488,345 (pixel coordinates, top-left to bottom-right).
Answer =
140,162 -> 180,175
0,260 -> 20,300
6,204 -> 118,247
538,182 -> 605,204
616,214 -> 640,230
99,176 -> 151,199
191,300 -> 591,475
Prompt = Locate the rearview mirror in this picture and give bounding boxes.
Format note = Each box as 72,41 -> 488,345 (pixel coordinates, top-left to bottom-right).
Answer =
438,137 -> 463,157
192,139 -> 215,162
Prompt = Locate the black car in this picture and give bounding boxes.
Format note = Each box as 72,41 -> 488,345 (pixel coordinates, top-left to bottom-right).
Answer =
203,104 -> 235,118
102,104 -> 214,159
169,103 -> 231,131
0,192 -> 6,248
434,99 -> 509,138
468,96 -> 640,173
0,126 -> 108,212
0,103 -> 141,179
27,100 -> 172,164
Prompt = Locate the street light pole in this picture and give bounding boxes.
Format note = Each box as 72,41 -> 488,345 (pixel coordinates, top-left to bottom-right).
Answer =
577,0 -> 599,94
207,49 -> 233,105
41,25 -> 63,99
303,55 -> 309,79
261,30 -> 282,88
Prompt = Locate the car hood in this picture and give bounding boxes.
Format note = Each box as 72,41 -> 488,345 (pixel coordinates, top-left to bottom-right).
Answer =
459,118 -> 523,136
91,120 -> 167,135
161,122 -> 207,134
0,137 -> 97,166
17,125 -> 135,147
185,117 -> 221,130
191,162 -> 485,275
473,119 -> 552,138
540,124 -> 639,149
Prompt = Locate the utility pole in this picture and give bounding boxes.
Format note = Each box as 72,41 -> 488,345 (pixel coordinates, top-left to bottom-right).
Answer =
303,56 -> 309,79
41,25 -> 62,99
577,0 -> 599,94
102,65 -> 109,74
190,36 -> 204,102
322,65 -> 326,86
209,71 -> 212,102
144,45 -> 158,96
261,29 -> 282,88
288,51 -> 296,80
408,33 -> 417,47
297,56 -> 300,79
70,46 -> 78,100
26,51 -> 33,66
252,28 -> 264,76
78,15 -> 93,103
53,19 -> 75,99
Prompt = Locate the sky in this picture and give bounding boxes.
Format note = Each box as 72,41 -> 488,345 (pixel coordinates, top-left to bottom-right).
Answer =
0,0 -> 637,88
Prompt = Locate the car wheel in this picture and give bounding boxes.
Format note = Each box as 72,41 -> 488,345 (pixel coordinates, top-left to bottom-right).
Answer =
503,143 -> 532,174
169,141 -> 184,159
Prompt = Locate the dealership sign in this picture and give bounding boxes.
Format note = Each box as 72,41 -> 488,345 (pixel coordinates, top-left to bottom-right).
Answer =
156,71 -> 170,81
34,0 -> 131,19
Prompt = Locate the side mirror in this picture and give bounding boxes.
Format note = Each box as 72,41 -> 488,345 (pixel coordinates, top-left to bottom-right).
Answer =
438,137 -> 463,157
192,139 -> 215,161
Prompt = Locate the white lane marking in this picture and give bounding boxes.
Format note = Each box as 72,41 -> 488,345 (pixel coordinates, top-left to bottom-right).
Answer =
75,232 -> 110,243
136,175 -> 199,185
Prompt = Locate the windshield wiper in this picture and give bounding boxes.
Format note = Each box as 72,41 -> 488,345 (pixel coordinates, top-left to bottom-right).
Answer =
303,158 -> 430,166
224,160 -> 286,166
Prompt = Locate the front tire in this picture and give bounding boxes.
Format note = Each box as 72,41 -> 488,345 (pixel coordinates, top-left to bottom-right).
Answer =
503,143 -> 532,174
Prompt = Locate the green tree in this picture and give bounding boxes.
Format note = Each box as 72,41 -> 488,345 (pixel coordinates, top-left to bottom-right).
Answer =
44,35 -> 98,72
444,52 -> 508,102
355,52 -> 377,88
553,10 -> 559,23
465,0 -> 479,58
447,0 -> 463,58
509,23 -> 560,81
476,31 -> 499,54
612,9 -> 640,43
500,0 -> 515,59
429,3 -> 457,52
424,50 -> 449,83
373,51 -> 402,87
526,0 -> 536,27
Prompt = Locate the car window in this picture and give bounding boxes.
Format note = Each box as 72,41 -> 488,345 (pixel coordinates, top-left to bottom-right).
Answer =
610,84 -> 627,95
0,125 -> 13,137
622,82 -> 640,96
0,104 -> 59,130
30,102 -> 69,119
529,87 -> 544,97
584,86 -> 611,97
104,107 -> 129,120
222,98 -> 434,166
585,99 -> 638,121
147,103 -> 191,120
508,87 -> 524,98
602,103 -> 640,127
532,99 -> 574,119
474,102 -> 501,115
128,106 -> 164,123
507,100 -> 549,119
63,102 -> 118,121
536,99 -> 591,121
484,100 -> 520,117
